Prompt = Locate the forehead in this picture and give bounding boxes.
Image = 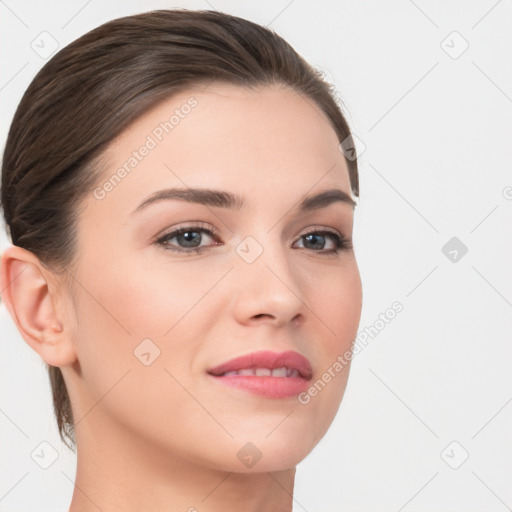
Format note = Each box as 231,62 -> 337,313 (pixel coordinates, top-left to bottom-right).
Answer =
86,82 -> 352,217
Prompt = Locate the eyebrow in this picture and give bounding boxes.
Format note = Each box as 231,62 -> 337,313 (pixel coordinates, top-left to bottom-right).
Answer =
130,187 -> 356,215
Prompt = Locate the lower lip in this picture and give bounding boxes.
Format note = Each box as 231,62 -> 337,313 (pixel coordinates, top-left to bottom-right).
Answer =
208,374 -> 310,398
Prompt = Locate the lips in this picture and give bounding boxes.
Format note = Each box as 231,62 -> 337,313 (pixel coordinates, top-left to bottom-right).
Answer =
207,350 -> 313,380
206,350 -> 313,398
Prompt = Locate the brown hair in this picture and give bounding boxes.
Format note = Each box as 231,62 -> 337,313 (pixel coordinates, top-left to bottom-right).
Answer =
0,9 -> 359,451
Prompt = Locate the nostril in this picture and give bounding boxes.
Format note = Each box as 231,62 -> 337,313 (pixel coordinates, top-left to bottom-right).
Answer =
253,314 -> 272,320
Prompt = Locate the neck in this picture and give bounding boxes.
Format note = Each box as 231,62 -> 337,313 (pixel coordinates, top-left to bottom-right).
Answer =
66,422 -> 296,512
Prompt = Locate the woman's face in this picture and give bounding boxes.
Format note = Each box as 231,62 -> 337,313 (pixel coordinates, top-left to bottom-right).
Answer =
62,82 -> 362,472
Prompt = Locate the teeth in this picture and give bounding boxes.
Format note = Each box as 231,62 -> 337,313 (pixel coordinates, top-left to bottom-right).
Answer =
271,367 -> 287,377
220,367 -> 300,378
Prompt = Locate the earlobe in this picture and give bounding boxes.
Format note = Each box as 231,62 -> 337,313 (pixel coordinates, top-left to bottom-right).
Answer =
0,245 -> 77,367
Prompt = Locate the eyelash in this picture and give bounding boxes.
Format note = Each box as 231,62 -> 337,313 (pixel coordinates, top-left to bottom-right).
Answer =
154,222 -> 352,256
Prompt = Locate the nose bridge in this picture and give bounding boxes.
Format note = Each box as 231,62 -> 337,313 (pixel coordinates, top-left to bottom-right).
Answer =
232,229 -> 305,324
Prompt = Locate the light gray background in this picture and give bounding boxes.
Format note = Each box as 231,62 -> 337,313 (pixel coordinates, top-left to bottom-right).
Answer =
1,1 -> 511,511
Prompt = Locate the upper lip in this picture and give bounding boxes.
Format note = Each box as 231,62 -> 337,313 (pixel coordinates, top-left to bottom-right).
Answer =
207,350 -> 313,380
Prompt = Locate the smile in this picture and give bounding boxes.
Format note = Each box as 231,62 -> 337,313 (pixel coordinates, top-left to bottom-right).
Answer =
221,367 -> 300,377
207,350 -> 312,398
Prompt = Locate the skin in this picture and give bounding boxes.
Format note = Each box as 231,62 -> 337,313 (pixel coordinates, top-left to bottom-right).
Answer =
0,82 -> 362,512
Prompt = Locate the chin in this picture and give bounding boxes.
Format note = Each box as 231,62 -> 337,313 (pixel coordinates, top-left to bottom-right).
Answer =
214,427 -> 320,474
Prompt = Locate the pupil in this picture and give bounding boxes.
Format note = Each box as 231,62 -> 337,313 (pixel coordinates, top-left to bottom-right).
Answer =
305,234 -> 325,250
179,231 -> 201,247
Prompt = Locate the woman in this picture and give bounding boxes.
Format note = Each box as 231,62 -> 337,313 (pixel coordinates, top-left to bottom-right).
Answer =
0,9 -> 362,511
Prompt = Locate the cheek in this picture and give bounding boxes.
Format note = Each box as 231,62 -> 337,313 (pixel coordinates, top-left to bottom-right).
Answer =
68,252 -> 226,399
310,259 -> 363,354
68,259 -> 209,448
294,260 -> 362,430
75,250 -> 221,341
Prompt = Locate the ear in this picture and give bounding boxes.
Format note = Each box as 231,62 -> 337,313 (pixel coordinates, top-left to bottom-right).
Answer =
0,245 -> 77,367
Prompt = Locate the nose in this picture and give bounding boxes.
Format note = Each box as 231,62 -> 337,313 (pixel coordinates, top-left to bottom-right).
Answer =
231,239 -> 306,328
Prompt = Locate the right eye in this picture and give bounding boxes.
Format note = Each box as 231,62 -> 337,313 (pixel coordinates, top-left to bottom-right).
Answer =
154,223 -> 222,255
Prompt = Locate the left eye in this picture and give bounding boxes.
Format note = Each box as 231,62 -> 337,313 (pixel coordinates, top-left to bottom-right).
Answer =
294,231 -> 345,252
